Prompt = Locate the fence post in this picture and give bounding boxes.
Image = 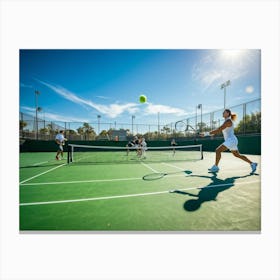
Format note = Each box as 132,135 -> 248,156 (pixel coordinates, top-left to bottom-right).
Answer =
243,103 -> 246,135
20,112 -> 23,138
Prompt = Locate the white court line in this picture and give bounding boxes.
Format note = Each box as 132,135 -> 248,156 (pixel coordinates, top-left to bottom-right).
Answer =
20,180 -> 260,206
20,173 -> 186,186
21,161 -> 50,168
19,163 -> 66,184
162,162 -> 185,171
163,162 -> 260,175
20,168 -> 260,186
140,162 -> 160,173
21,177 -> 142,186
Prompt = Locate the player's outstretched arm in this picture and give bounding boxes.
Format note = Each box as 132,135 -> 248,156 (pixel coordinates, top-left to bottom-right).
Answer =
200,119 -> 232,137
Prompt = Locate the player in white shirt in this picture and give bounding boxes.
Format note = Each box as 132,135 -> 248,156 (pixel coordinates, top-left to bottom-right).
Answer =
141,137 -> 147,158
55,130 -> 67,160
200,109 -> 258,173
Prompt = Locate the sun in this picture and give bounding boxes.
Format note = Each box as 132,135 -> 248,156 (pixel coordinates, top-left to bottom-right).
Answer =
220,50 -> 246,63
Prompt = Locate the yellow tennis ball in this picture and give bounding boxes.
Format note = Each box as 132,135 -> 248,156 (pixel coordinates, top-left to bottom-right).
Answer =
139,95 -> 147,103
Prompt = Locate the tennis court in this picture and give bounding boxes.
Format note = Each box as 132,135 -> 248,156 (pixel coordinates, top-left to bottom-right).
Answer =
20,146 -> 261,231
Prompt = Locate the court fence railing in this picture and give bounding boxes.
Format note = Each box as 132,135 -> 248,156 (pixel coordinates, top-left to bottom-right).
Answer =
19,98 -> 261,141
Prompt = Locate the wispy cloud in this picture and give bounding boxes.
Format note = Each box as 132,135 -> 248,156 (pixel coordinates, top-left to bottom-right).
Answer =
36,79 -> 189,118
44,113 -> 89,123
144,103 -> 188,117
20,82 -> 33,89
184,105 -> 222,118
37,79 -> 139,118
21,106 -> 35,112
192,50 -> 253,91
96,95 -> 110,100
21,106 -> 89,123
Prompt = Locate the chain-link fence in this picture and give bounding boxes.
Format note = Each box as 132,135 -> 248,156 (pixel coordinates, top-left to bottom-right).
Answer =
19,98 -> 261,141
165,98 -> 261,137
19,112 -> 166,141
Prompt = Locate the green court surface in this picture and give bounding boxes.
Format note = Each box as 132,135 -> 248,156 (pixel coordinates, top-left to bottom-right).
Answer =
19,151 -> 261,231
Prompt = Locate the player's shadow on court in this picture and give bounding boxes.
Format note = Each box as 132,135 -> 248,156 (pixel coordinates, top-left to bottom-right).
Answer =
171,173 -> 259,212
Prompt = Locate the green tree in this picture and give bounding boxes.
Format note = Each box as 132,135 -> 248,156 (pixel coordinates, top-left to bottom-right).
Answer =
20,120 -> 28,137
65,129 -> 77,135
161,126 -> 171,135
39,128 -> 49,134
19,120 -> 27,130
107,128 -> 114,139
46,123 -> 56,135
197,122 -> 207,132
143,131 -> 159,140
77,123 -> 96,140
235,112 -> 261,134
99,130 -> 108,136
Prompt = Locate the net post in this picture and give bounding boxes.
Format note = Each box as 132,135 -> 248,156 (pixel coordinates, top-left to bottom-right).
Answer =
67,144 -> 74,163
67,144 -> 70,164
71,145 -> 74,162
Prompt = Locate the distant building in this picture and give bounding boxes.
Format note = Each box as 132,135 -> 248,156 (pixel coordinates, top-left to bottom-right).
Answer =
111,129 -> 128,141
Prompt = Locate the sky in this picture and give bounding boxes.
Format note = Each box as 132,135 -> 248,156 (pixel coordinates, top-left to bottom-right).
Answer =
20,49 -> 261,131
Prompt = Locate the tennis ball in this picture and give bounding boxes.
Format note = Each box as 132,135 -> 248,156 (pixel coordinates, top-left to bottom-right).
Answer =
139,95 -> 147,103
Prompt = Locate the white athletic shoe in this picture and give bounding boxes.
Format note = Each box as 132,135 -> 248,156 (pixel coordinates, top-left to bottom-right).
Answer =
250,162 -> 258,173
208,165 -> 219,173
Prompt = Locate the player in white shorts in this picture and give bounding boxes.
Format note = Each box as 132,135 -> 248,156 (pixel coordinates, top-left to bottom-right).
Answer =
55,130 -> 67,160
141,137 -> 148,158
200,109 -> 258,173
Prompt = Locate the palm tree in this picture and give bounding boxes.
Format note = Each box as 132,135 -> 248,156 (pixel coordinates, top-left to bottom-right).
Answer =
161,126 -> 171,135
20,120 -> 27,130
46,123 -> 55,135
77,123 -> 96,140
20,120 -> 27,137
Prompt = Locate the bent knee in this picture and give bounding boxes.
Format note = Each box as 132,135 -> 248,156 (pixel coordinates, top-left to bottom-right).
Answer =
232,151 -> 240,157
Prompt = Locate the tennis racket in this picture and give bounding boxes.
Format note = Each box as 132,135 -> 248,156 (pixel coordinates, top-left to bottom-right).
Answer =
175,121 -> 200,138
175,120 -> 188,132
142,170 -> 192,181
175,122 -> 199,134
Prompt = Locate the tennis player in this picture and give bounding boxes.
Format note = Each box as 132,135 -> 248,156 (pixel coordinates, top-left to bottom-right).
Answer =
126,136 -> 139,155
171,138 -> 177,155
136,136 -> 143,157
200,109 -> 258,173
55,130 -> 67,160
141,137 -> 147,158
134,136 -> 140,147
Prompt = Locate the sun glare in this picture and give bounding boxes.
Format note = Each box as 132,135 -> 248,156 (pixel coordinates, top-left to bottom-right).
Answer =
221,50 -> 246,62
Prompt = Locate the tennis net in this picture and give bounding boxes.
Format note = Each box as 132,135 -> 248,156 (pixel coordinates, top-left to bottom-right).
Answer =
67,144 -> 203,164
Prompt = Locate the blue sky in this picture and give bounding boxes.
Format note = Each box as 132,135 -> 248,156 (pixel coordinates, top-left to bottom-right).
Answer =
20,49 -> 260,128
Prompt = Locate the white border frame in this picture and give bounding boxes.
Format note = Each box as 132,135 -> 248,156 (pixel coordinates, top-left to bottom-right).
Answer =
1,0 -> 280,279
